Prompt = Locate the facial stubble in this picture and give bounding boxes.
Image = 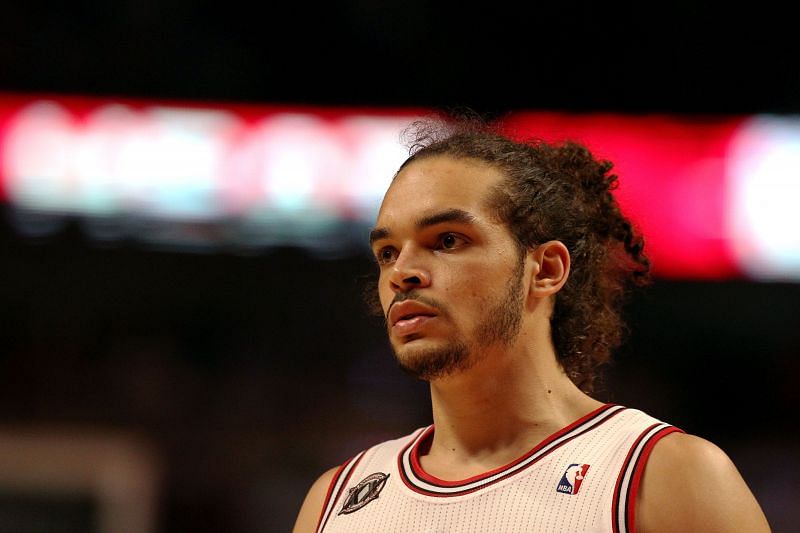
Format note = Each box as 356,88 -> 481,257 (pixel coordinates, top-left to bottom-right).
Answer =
389,262 -> 525,381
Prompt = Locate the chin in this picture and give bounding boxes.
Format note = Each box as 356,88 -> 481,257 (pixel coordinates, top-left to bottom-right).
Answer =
391,339 -> 471,381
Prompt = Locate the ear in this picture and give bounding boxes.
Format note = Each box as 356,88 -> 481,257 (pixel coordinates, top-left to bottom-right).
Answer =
528,240 -> 570,299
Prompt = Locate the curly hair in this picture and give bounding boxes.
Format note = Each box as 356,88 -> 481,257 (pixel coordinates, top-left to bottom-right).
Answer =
387,118 -> 651,394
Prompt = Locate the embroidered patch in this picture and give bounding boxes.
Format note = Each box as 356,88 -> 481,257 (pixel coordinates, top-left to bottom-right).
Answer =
339,472 -> 390,514
556,463 -> 590,495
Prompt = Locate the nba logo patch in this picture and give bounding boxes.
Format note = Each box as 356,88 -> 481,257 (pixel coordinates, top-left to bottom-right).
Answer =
556,463 -> 590,495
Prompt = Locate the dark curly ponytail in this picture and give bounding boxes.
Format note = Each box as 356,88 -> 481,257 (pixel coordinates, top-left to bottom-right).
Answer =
397,120 -> 650,394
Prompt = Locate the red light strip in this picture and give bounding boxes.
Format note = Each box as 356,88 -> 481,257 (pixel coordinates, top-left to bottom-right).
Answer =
504,113 -> 746,278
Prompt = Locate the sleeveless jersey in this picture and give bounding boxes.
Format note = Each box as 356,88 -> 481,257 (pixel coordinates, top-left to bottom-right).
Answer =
316,404 -> 681,533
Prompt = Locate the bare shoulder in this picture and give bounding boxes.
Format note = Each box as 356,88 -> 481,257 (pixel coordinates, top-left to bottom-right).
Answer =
637,432 -> 771,533
292,466 -> 340,533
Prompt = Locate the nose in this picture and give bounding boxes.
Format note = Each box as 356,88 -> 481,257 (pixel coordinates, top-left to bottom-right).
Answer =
388,245 -> 431,293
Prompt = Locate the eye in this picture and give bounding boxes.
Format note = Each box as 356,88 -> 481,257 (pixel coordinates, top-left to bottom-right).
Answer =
437,233 -> 466,250
375,246 -> 398,265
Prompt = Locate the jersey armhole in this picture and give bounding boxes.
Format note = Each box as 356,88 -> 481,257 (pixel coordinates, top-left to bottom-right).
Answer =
611,424 -> 684,533
315,451 -> 366,533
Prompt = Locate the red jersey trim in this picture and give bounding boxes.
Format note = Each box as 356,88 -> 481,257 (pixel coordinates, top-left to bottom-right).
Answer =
399,403 -> 625,497
626,426 -> 683,533
611,423 -> 683,533
314,459 -> 348,533
316,451 -> 365,533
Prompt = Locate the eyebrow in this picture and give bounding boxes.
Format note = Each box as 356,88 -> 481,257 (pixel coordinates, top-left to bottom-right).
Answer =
369,208 -> 478,245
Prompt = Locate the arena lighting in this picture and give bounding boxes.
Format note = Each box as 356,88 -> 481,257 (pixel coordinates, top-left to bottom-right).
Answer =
0,96 -> 414,256
0,94 -> 799,280
502,113 -> 745,280
727,116 -> 800,281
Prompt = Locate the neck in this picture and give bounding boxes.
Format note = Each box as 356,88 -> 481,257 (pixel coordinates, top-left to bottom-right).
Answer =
422,330 -> 602,479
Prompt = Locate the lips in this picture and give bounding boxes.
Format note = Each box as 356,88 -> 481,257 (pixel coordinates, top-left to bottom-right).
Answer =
388,300 -> 438,327
388,300 -> 439,337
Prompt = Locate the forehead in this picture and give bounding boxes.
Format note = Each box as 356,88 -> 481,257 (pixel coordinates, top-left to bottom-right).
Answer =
377,156 -> 506,224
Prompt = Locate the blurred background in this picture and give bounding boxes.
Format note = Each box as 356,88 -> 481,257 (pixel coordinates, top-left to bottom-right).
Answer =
0,2 -> 798,532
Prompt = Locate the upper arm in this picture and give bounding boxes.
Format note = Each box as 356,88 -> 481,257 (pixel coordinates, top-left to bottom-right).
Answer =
637,433 -> 771,533
292,466 -> 340,533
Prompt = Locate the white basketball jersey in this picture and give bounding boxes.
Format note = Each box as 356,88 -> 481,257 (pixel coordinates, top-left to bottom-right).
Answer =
316,404 -> 680,533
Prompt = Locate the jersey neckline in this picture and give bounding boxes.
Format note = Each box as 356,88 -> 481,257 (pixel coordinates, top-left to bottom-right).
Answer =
397,402 -> 626,497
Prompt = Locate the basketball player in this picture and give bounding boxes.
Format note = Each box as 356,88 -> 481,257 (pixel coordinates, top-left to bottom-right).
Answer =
293,123 -> 771,532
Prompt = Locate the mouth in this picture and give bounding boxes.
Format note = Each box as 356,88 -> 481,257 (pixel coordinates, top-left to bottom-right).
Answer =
394,312 -> 436,326
392,314 -> 436,337
388,300 -> 439,337
388,301 -> 438,326
392,313 -> 436,326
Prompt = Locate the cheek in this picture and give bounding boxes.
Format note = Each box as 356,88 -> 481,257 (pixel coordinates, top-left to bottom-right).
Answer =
452,269 -> 506,313
449,265 -> 490,294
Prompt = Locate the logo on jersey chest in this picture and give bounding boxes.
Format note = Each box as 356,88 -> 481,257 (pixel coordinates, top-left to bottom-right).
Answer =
339,472 -> 390,514
556,463 -> 590,495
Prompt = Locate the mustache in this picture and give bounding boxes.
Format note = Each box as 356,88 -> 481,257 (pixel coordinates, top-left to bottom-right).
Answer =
386,290 -> 447,320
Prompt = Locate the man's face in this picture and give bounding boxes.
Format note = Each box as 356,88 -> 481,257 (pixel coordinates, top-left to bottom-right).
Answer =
370,156 -> 527,381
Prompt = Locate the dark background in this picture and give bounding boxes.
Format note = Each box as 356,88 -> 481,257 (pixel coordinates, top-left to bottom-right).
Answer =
3,3 -> 799,114
1,2 -> 798,532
